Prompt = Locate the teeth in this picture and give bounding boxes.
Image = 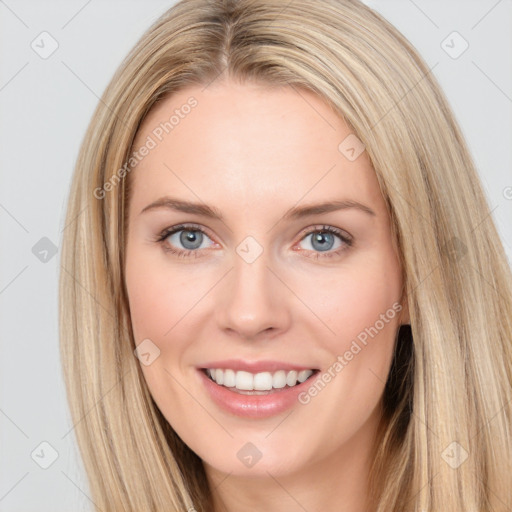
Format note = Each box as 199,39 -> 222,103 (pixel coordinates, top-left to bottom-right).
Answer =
286,370 -> 298,386
236,370 -> 253,390
223,369 -> 236,387
206,368 -> 315,390
298,370 -> 312,383
254,372 -> 272,391
272,370 -> 286,389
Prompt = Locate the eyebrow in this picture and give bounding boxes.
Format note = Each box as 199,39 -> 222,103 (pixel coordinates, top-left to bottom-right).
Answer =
139,196 -> 376,220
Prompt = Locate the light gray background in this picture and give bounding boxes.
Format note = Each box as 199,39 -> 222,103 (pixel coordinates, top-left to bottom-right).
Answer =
1,1 -> 511,510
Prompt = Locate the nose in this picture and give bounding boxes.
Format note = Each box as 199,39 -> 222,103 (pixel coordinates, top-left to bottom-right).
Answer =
215,247 -> 291,341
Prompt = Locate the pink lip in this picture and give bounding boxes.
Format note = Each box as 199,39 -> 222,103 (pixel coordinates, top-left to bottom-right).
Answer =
197,367 -> 319,419
198,359 -> 317,373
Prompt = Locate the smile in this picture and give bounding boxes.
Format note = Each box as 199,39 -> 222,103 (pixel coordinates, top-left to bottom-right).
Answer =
204,368 -> 316,392
198,364 -> 320,418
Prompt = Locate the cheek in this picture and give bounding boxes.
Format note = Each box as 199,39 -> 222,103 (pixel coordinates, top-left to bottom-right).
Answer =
125,252 -> 204,416
309,252 -> 403,350
290,254 -> 402,442
125,251 -> 203,344
299,249 -> 403,417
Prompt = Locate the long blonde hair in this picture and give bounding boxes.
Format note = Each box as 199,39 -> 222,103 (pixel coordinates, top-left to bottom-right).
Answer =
59,0 -> 512,510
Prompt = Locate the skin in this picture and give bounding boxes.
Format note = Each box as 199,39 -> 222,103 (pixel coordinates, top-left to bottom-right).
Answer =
125,79 -> 409,512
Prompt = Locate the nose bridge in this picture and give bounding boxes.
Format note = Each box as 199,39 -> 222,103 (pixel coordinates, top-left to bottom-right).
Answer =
216,237 -> 289,338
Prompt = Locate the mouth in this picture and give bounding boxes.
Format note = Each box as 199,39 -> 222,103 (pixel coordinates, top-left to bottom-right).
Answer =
201,368 -> 320,395
197,365 -> 321,418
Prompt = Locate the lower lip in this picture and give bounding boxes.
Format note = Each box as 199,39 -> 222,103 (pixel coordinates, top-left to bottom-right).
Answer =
197,369 -> 318,419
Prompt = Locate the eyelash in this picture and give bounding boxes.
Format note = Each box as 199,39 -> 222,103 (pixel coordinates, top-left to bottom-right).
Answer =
154,223 -> 353,260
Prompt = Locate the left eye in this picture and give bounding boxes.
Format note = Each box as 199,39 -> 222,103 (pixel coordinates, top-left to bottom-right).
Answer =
298,230 -> 343,253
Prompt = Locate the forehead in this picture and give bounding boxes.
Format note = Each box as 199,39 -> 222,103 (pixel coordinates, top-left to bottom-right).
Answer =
128,81 -> 381,216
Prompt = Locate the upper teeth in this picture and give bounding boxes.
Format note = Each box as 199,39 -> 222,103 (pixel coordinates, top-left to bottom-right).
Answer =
206,368 -> 315,391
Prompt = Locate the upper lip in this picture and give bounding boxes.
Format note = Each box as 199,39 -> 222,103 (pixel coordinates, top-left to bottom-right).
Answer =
198,359 -> 319,373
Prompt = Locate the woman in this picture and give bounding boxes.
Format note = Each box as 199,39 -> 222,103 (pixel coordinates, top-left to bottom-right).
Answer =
59,0 -> 512,510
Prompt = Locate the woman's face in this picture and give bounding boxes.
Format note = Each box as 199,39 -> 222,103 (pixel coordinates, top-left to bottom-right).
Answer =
125,80 -> 407,480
